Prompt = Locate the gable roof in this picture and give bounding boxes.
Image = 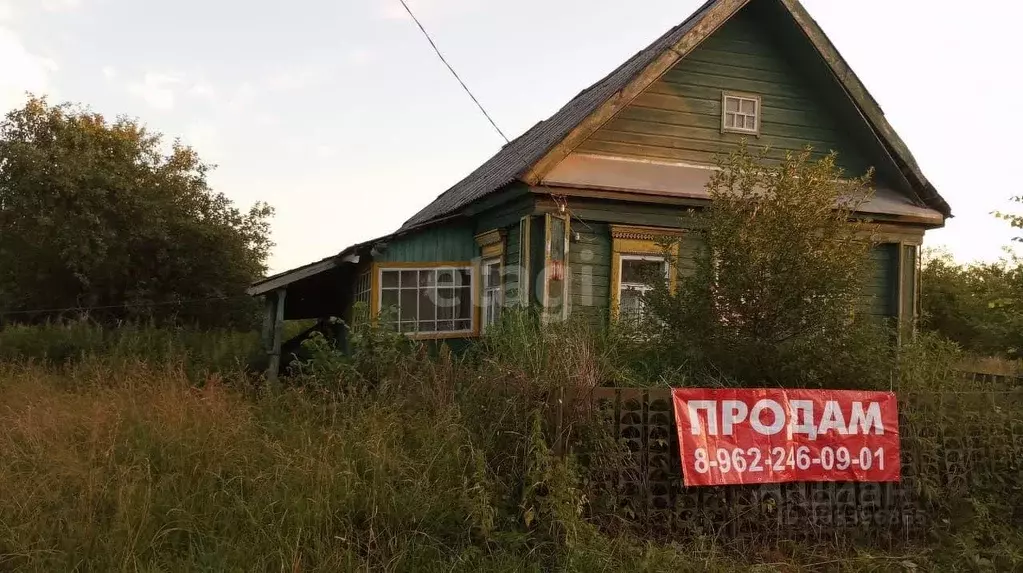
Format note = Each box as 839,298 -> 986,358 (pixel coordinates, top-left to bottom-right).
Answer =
402,0 -> 950,230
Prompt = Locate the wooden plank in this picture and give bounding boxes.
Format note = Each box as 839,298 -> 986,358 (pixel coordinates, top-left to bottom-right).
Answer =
637,88 -> 831,126
618,104 -> 843,142
684,47 -> 798,72
377,224 -> 477,263
248,258 -> 339,296
641,83 -> 817,115
598,119 -> 844,155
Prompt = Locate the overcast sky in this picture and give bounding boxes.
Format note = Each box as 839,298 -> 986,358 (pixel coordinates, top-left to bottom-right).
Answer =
2,0 -> 1020,274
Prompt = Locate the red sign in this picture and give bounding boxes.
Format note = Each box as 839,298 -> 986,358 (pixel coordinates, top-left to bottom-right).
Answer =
671,388 -> 900,486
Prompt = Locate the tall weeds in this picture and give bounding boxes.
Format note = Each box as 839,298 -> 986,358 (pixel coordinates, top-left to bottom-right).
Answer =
1,317 -> 1020,571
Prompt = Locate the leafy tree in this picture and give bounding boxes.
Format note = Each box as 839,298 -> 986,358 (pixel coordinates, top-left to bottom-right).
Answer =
642,145 -> 889,387
920,249 -> 1023,357
994,195 -> 1023,243
0,96 -> 273,327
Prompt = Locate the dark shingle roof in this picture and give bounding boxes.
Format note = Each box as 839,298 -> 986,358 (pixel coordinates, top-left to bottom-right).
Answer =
400,0 -> 718,229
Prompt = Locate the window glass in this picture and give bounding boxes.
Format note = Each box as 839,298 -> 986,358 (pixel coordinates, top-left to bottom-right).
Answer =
618,256 -> 666,321
482,258 -> 503,331
722,94 -> 759,134
622,258 -> 665,284
379,267 -> 473,334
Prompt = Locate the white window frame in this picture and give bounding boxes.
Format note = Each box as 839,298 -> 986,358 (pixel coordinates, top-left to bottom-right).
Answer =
721,92 -> 760,135
482,257 -> 503,332
377,265 -> 474,336
617,254 -> 668,320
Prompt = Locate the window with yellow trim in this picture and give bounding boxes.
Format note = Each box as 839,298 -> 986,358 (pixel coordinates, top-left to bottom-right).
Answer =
618,255 -> 668,321
609,225 -> 683,320
481,258 -> 502,331
378,266 -> 473,334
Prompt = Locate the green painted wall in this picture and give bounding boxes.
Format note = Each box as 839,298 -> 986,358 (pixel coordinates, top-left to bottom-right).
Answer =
375,224 -> 477,263
858,243 -> 899,320
473,192 -> 535,236
575,3 -> 873,176
560,220 -> 901,325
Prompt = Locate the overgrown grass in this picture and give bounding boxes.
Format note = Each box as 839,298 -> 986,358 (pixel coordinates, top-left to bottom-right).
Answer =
0,317 -> 1020,571
0,320 -> 271,380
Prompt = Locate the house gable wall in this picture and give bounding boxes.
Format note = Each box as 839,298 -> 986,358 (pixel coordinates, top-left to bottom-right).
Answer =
575,1 -> 881,181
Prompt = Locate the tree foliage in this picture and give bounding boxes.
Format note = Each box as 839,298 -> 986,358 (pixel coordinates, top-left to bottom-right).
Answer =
0,96 -> 273,327
643,145 -> 888,387
920,249 -> 1023,358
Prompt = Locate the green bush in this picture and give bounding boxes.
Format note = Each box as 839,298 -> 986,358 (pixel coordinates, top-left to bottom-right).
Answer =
0,320 -> 263,379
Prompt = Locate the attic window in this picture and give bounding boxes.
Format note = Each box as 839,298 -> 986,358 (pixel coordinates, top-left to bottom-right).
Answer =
722,93 -> 760,135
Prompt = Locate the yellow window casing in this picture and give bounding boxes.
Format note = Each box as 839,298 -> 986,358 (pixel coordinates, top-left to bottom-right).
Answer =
609,225 -> 684,320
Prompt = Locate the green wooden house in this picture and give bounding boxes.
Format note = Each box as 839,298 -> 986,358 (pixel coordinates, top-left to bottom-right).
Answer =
250,0 -> 951,373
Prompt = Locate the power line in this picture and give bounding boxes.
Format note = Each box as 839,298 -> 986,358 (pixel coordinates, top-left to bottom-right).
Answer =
396,0 -> 596,235
397,0 -> 510,144
0,295 -> 250,317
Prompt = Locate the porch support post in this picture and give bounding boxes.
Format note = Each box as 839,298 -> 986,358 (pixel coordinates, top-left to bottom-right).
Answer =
262,288 -> 287,383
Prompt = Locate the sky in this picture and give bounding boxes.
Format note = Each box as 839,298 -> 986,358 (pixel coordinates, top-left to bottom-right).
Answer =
1,0 -> 1021,274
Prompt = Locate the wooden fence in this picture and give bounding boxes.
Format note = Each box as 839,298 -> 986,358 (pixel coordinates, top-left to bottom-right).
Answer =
576,386 -> 1023,545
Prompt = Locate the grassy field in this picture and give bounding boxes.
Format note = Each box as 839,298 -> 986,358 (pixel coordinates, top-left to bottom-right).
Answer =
0,319 -> 1020,571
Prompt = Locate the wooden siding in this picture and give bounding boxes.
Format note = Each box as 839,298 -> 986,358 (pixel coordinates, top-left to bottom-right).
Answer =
575,4 -> 873,176
567,220 -> 707,323
375,224 -> 477,263
472,191 -> 536,235
858,243 -> 899,320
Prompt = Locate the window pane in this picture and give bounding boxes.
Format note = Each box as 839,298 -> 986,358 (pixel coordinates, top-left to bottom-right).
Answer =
419,321 -> 436,332
437,269 -> 456,286
381,289 -> 399,310
457,286 -> 472,319
382,271 -> 398,288
437,288 -> 455,319
620,288 -> 643,318
484,295 -> 496,326
399,289 -> 418,322
725,113 -> 735,128
740,99 -> 755,114
400,321 -> 416,333
418,288 -> 436,321
419,269 -> 435,287
437,320 -> 454,332
621,258 -> 665,284
455,319 -> 471,331
400,270 -> 417,287
486,262 -> 501,288
458,269 -> 472,287
725,97 -> 739,112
